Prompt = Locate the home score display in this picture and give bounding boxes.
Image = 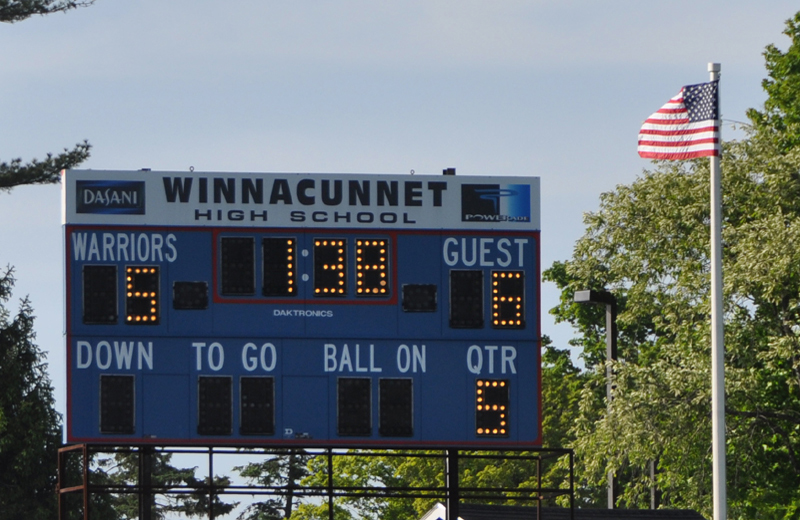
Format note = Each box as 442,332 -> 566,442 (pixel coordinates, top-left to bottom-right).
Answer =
63,170 -> 541,447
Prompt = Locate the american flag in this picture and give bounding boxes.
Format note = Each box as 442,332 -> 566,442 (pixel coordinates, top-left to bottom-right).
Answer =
637,80 -> 719,160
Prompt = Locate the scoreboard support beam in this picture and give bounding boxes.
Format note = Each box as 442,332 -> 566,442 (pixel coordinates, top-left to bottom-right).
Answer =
57,445 -> 575,520
446,449 -> 460,520
138,446 -> 154,520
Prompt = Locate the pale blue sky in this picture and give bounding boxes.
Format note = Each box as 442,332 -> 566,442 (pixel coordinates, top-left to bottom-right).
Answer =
1,0 -> 797,464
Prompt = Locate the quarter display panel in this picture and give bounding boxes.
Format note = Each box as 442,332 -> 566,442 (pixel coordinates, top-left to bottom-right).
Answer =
64,170 -> 541,447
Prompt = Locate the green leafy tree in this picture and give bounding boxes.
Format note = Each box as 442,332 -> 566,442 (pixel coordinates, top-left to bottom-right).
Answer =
747,11 -> 800,151
0,268 -> 63,519
543,14 -> 800,518
545,133 -> 800,516
291,450 -> 425,520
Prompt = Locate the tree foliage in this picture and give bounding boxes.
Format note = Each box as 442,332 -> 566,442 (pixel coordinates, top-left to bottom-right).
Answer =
544,14 -> 800,512
0,140 -> 91,192
1,0 -> 93,191
0,1 -> 94,518
91,450 -> 236,520
747,11 -> 800,151
234,449 -> 311,520
0,267 -> 63,519
0,0 -> 94,23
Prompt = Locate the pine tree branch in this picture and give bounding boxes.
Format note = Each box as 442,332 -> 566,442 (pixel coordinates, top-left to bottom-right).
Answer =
0,0 -> 95,23
0,141 -> 91,191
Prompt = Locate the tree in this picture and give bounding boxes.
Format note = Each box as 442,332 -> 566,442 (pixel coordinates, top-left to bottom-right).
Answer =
544,128 -> 800,517
234,449 -> 311,520
543,13 -> 800,517
0,140 -> 91,191
747,11 -> 800,151
91,449 -> 236,520
1,3 -> 101,518
1,0 -> 93,191
0,267 -> 63,519
0,0 -> 94,23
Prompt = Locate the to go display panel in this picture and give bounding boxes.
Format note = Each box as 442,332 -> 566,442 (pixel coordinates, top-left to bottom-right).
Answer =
64,170 -> 542,447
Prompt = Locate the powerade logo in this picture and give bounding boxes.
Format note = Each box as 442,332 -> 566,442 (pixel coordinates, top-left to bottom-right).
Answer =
461,184 -> 531,222
76,180 -> 145,215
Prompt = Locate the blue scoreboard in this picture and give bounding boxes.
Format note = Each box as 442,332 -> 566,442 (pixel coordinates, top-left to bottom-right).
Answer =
63,170 -> 541,447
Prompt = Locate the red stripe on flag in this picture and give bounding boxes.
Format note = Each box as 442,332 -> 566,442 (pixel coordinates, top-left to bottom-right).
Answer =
638,149 -> 719,160
637,138 -> 719,148
639,127 -> 717,136
644,117 -> 690,125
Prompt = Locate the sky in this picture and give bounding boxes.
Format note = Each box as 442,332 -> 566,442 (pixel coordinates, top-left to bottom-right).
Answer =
1,0 -> 799,514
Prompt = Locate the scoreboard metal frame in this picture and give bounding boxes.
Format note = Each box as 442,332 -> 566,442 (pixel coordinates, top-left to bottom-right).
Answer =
63,170 -> 541,448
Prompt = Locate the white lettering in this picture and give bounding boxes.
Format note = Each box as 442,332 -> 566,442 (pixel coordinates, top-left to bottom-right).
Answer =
369,344 -> 382,372
193,342 -> 206,370
339,344 -> 353,372
497,238 -> 512,267
397,344 -> 410,373
412,344 -> 426,373
114,341 -> 134,369
467,345 -> 482,374
71,232 -> 178,263
324,343 -> 337,372
72,233 -> 88,261
151,234 -> 164,261
260,343 -> 277,371
137,234 -> 150,261
117,233 -> 130,261
75,339 -> 153,370
242,343 -> 258,371
501,346 -> 517,374
443,237 -> 458,266
514,238 -> 528,267
461,238 -> 477,266
165,234 -> 178,262
442,237 -> 527,267
103,233 -> 115,261
88,234 -> 100,260
77,340 -> 92,368
325,343 -> 381,373
355,344 -> 369,372
396,344 -> 426,373
96,341 -> 112,369
138,341 -> 153,370
485,345 -> 498,373
208,342 -> 224,371
240,342 -> 277,372
466,345 -> 517,374
480,238 -> 493,266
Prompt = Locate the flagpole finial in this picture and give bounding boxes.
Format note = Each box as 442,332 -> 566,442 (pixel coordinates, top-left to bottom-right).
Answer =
709,62 -> 721,73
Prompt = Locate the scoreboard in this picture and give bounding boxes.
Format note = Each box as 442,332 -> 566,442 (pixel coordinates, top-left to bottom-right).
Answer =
63,170 -> 541,447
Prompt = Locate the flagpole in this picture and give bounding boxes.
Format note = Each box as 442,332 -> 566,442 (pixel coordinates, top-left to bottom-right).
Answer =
708,62 -> 726,520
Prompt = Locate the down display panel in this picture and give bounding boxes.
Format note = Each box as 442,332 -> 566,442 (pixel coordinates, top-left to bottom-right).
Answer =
63,170 -> 541,447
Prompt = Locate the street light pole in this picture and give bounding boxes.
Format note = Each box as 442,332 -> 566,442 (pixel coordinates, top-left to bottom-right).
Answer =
574,289 -> 617,509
